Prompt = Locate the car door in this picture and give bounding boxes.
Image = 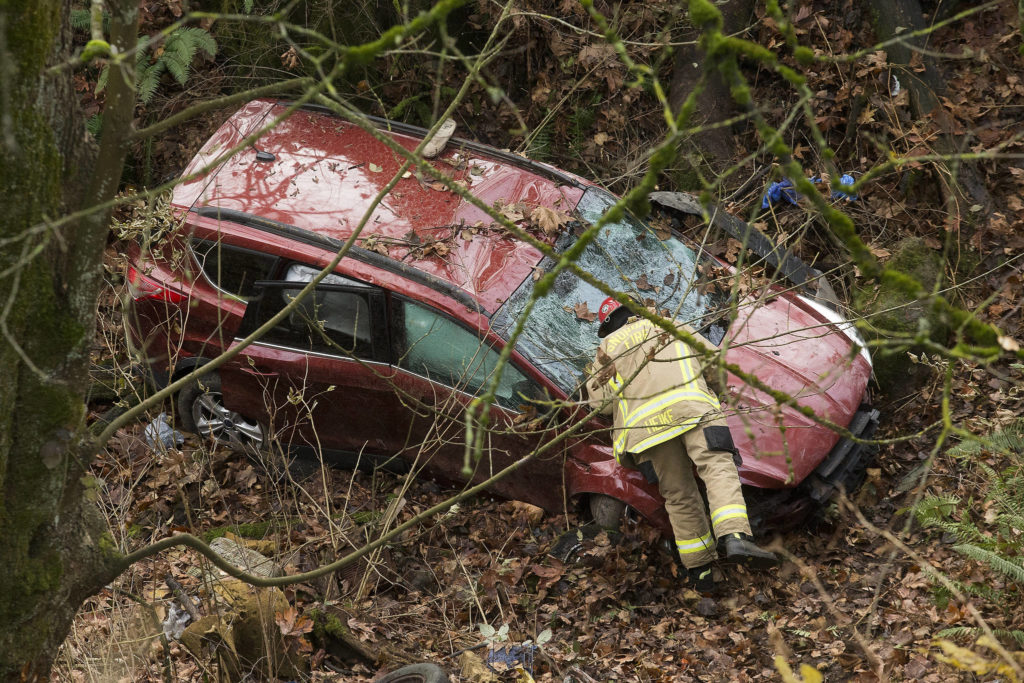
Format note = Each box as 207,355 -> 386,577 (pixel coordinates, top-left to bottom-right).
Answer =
220,264 -> 406,466
388,297 -> 566,510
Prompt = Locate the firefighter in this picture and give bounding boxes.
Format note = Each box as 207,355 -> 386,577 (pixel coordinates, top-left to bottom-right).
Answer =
585,296 -> 778,592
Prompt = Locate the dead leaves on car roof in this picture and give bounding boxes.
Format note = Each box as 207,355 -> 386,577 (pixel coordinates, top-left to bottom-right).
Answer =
530,206 -> 571,237
354,196 -> 572,265
494,199 -> 572,240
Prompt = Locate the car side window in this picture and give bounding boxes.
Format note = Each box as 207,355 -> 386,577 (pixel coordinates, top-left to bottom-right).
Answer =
254,284 -> 379,358
190,238 -> 278,300
394,300 -> 543,410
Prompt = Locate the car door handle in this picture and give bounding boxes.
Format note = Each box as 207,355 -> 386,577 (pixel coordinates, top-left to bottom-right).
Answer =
240,367 -> 279,378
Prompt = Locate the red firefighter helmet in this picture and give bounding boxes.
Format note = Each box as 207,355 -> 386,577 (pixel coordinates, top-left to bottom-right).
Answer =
597,296 -> 630,338
597,297 -> 623,324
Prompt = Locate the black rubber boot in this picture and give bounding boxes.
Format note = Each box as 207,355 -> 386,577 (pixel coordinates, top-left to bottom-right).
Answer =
717,532 -> 779,570
687,563 -> 716,594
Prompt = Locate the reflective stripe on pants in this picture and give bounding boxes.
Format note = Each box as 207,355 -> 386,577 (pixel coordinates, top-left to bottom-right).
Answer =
635,416 -> 752,568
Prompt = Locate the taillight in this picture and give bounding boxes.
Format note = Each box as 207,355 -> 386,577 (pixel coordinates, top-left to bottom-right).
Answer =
127,266 -> 186,304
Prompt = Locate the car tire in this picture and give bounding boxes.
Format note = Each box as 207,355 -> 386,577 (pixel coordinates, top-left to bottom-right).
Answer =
548,495 -> 627,563
177,371 -> 264,452
375,663 -> 448,683
589,493 -> 626,531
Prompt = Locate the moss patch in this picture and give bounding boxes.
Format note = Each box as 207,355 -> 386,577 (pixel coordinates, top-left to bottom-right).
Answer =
349,510 -> 382,525
309,606 -> 377,666
311,609 -> 352,641
854,237 -> 948,392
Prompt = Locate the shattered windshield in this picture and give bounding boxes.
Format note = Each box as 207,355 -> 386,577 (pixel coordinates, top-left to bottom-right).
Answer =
492,187 -> 721,394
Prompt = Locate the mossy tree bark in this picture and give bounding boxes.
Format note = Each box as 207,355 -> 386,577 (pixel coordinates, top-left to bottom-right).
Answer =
0,0 -> 137,678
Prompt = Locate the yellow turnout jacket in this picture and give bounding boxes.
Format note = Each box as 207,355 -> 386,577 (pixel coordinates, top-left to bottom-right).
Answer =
587,318 -> 721,463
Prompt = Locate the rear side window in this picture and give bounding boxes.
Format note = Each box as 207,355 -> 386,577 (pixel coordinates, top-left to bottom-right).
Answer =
191,238 -> 278,300
394,300 -> 542,410
255,284 -> 380,358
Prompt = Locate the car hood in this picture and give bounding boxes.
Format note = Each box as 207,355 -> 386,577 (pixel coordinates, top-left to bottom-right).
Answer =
722,293 -> 871,488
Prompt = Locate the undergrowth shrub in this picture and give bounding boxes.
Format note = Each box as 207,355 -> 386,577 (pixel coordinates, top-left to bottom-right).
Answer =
99,27 -> 217,104
72,8 -> 217,105
913,419 -> 1024,646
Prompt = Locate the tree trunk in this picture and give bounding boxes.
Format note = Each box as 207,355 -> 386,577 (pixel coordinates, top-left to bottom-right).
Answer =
0,0 -> 136,678
866,0 -> 991,223
866,0 -> 944,117
669,0 -> 755,182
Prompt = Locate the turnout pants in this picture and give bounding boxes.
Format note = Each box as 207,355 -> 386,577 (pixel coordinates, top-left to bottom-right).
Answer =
634,417 -> 752,568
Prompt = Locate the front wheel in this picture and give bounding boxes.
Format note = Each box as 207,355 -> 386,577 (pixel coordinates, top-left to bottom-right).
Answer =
177,371 -> 264,452
589,493 -> 626,531
548,494 -> 627,562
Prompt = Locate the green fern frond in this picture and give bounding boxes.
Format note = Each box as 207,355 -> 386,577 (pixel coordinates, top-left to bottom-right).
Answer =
86,113 -> 103,139
948,439 -> 982,458
992,421 -> 1024,453
929,580 -> 1002,606
942,520 -> 985,544
136,62 -> 163,104
105,27 -> 218,103
153,28 -> 216,91
916,421 -> 1024,624
953,543 -> 1024,584
95,65 -> 109,95
165,27 -> 216,63
936,626 -> 977,640
163,35 -> 196,84
998,513 -> 1024,537
163,50 -> 190,85
164,30 -> 198,61
976,460 -> 997,481
914,494 -> 960,522
936,627 -> 1024,647
70,9 -> 91,32
959,581 -> 1003,602
70,8 -> 110,33
527,123 -> 552,161
991,477 -> 1024,520
136,34 -> 151,62
936,576 -> 1004,602
188,27 -> 217,59
950,420 -> 1024,458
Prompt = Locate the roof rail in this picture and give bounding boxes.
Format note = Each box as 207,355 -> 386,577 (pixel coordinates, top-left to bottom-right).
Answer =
192,206 -> 487,316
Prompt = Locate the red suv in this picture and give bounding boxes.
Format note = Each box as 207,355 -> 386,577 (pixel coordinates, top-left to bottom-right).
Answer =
128,100 -> 878,534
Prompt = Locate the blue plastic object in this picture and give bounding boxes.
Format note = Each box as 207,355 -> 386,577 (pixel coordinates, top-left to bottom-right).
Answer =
761,173 -> 858,208
761,179 -> 800,208
832,173 -> 858,201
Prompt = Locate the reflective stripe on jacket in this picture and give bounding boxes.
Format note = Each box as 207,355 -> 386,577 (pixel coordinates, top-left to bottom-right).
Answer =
587,319 -> 720,463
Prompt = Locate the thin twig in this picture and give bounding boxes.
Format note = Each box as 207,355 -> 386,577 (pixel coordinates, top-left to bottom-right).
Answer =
165,577 -> 201,621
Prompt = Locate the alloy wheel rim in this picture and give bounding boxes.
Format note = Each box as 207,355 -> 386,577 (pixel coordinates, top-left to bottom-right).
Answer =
193,391 -> 263,451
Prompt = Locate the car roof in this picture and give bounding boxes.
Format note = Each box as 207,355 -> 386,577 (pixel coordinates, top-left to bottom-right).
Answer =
173,99 -> 590,314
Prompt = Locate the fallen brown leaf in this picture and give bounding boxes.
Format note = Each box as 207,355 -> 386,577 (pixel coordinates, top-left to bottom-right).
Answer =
530,206 -> 570,236
574,301 -> 597,322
